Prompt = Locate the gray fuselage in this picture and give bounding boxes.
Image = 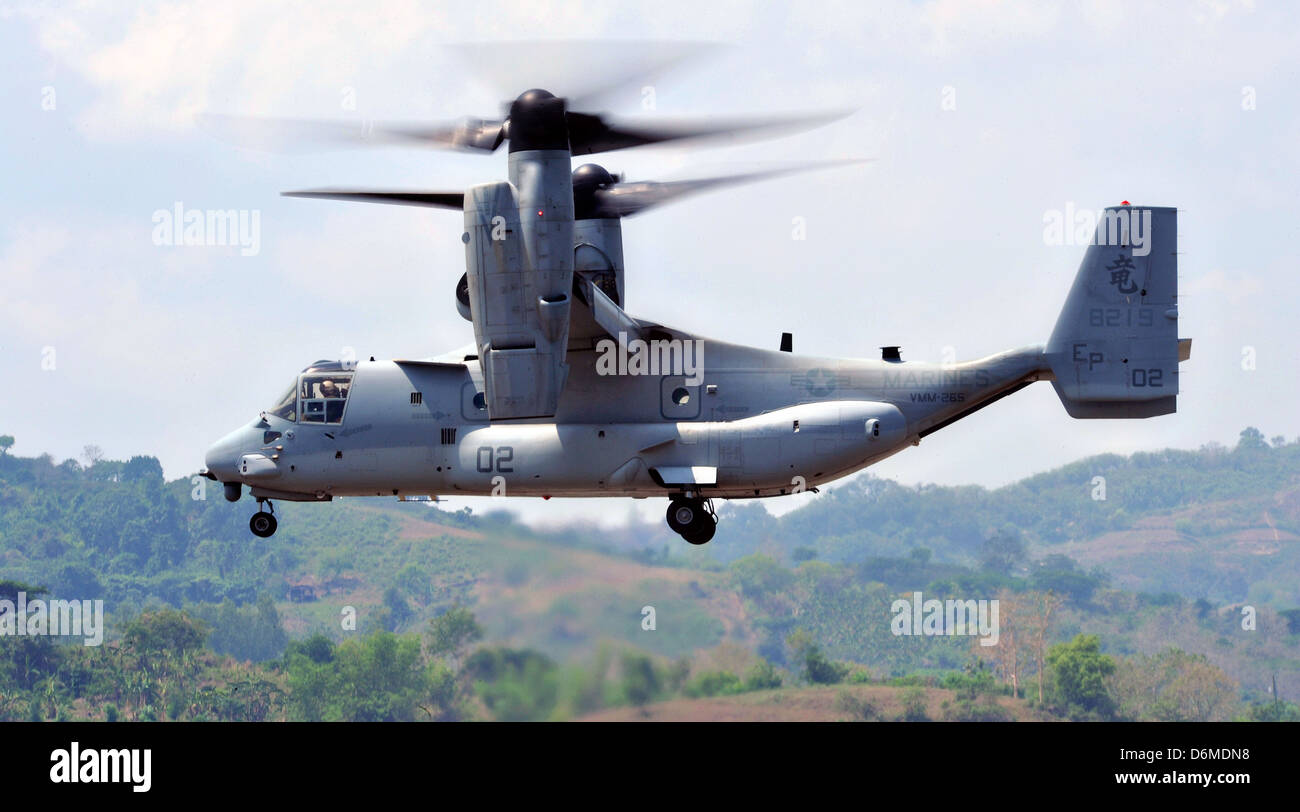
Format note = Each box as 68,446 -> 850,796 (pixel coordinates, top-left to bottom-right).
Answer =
205,331 -> 1048,503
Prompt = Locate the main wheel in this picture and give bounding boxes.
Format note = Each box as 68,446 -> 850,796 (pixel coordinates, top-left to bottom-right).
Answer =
250,512 -> 278,538
666,499 -> 700,534
682,519 -> 716,545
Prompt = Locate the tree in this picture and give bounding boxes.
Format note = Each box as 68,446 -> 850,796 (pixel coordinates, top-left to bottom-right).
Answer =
939,661 -> 1011,721
1280,609 -> 1300,636
462,647 -> 559,721
0,435 -> 13,456
730,554 -> 795,598
1045,634 -> 1116,719
1112,648 -> 1239,721
1248,700 -> 1300,722
0,579 -> 45,603
54,562 -> 102,598
978,589 -> 1023,697
620,652 -> 661,713
1029,555 -> 1101,604
286,634 -> 335,664
286,630 -> 449,722
979,529 -> 1026,575
0,581 -> 57,691
121,455 -> 164,485
190,595 -> 289,662
900,686 -> 929,721
786,629 -> 848,685
382,586 -> 413,631
1237,427 -> 1267,450
332,632 -> 428,721
743,659 -> 783,691
82,444 -> 103,466
426,606 -> 483,663
683,670 -> 744,698
1020,590 -> 1066,703
119,609 -> 209,720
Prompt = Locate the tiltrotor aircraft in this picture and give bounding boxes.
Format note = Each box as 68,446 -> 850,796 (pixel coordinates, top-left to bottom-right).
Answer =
203,85 -> 1191,544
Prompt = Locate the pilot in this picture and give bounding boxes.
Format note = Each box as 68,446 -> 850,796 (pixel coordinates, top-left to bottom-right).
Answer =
320,379 -> 341,398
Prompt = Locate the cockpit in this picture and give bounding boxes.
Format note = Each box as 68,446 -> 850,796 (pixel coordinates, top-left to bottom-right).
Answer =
267,360 -> 355,424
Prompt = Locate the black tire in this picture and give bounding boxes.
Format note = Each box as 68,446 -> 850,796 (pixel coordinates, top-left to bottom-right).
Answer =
683,519 -> 715,545
666,500 -> 699,534
250,512 -> 278,538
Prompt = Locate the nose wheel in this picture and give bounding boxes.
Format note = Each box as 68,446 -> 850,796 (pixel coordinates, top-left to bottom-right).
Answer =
666,497 -> 716,545
249,501 -> 278,538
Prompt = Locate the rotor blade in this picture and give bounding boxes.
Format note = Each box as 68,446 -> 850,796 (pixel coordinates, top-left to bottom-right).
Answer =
198,113 -> 504,153
564,109 -> 854,156
282,189 -> 465,210
444,40 -> 722,111
588,159 -> 870,218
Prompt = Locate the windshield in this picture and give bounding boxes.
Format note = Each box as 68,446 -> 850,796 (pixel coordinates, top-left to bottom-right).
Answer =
269,382 -> 297,422
299,373 -> 354,424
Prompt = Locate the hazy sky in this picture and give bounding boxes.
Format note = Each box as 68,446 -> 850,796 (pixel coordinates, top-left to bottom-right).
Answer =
2,0 -> 1296,527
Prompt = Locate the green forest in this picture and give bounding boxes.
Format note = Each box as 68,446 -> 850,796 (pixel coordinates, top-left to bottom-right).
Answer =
0,428 -> 1297,721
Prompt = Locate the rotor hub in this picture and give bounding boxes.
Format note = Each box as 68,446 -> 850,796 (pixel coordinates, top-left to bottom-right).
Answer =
572,163 -> 616,219
508,88 -> 569,152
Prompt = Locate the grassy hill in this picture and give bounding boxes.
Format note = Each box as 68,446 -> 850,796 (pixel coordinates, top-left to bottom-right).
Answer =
696,429 -> 1300,608
0,426 -> 1297,721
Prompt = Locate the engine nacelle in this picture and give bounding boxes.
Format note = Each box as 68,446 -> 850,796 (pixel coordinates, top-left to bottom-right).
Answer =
463,178 -> 569,419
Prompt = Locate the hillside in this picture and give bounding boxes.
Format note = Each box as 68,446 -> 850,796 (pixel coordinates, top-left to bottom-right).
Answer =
703,428 -> 1300,608
0,427 -> 1297,721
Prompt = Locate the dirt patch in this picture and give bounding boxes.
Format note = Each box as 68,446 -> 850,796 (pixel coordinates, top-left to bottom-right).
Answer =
577,685 -> 1045,722
476,540 -> 707,615
396,519 -> 482,541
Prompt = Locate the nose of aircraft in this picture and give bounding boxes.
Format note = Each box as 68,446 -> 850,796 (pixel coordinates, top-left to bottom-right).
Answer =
205,425 -> 254,482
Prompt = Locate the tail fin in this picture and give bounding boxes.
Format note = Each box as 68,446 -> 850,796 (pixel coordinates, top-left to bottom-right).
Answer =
1045,205 -> 1188,418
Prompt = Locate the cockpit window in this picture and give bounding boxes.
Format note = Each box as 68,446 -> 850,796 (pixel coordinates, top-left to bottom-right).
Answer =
302,360 -> 354,374
300,373 -> 353,424
269,382 -> 298,422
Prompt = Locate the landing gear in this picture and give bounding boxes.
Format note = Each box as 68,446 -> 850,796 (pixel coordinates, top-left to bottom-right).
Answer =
666,496 -> 716,545
249,501 -> 278,538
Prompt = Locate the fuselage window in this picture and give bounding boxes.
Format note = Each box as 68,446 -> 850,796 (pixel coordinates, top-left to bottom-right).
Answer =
300,373 -> 354,424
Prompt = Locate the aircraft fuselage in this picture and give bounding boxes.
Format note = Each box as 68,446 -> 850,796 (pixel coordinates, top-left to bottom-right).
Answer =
205,333 -> 1049,503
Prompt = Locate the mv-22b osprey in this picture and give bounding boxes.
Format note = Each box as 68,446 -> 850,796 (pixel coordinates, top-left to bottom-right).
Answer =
203,87 -> 1191,544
